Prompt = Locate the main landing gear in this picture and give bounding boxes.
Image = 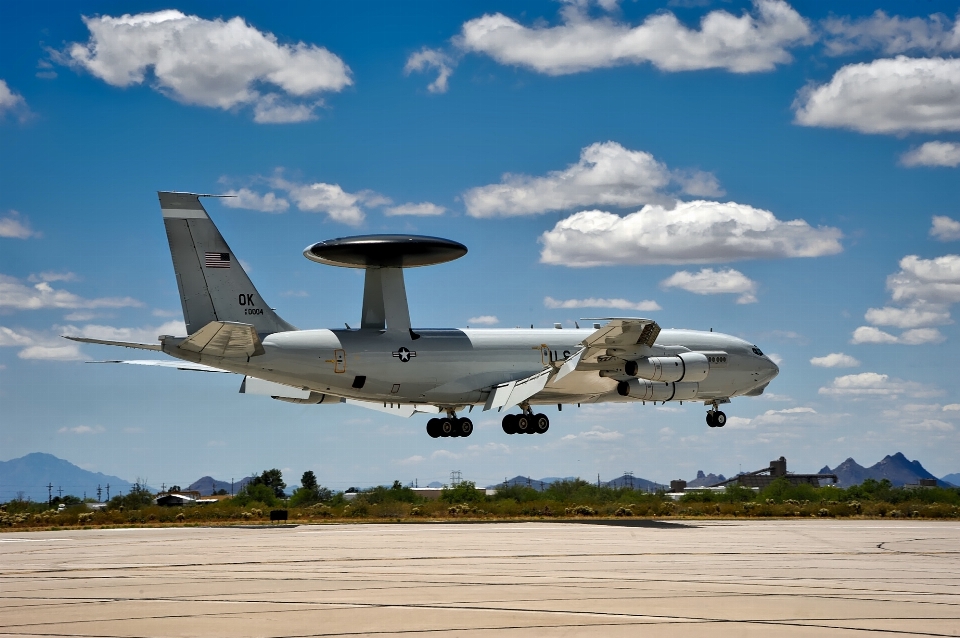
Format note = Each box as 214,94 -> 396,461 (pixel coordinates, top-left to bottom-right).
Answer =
501,411 -> 549,435
427,413 -> 473,438
706,405 -> 727,428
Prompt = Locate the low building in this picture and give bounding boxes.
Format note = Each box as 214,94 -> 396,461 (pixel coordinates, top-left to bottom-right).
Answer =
712,457 -> 838,489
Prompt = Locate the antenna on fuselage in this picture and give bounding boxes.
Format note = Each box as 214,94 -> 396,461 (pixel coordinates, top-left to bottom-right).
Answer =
303,235 -> 467,339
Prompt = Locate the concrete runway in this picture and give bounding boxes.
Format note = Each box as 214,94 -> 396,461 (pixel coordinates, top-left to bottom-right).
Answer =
1,520 -> 958,637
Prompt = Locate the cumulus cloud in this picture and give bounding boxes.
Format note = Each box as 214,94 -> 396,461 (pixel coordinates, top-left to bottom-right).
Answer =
902,419 -> 954,432
0,274 -> 142,312
822,10 -> 960,57
888,255 -> 960,305
467,315 -> 499,326
270,176 -> 390,225
28,272 -> 78,283
384,202 -> 446,216
943,404 -> 960,412
544,296 -> 661,312
464,142 -> 720,217
64,10 -> 351,123
540,200 -> 842,267
0,211 -> 39,239
864,305 -> 951,329
819,372 -> 937,399
725,406 -> 818,429
222,188 -> 289,213
810,352 -> 860,368
404,47 -> 455,93
851,325 -> 945,345
660,268 -> 758,304
0,79 -> 31,122
931,216 -> 960,241
0,326 -> 85,361
396,455 -> 425,465
901,142 -> 960,168
794,56 -> 960,134
457,0 -> 811,76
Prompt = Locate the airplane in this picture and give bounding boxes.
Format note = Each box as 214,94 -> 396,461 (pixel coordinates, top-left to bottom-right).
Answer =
65,192 -> 779,439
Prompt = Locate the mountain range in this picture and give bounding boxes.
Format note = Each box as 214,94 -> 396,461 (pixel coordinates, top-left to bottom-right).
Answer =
0,453 -> 151,502
818,453 -> 952,488
186,476 -> 255,496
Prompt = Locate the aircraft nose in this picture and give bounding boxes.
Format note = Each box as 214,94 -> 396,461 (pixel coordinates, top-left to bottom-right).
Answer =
765,357 -> 779,381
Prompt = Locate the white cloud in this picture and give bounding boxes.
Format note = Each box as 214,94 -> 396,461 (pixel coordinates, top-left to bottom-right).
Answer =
902,419 -> 954,432
464,142 -> 721,218
901,142 -> 960,168
851,325 -> 944,345
819,372 -> 934,399
561,425 -> 623,441
467,315 -> 499,325
661,268 -> 758,304
396,455 -> 425,465
58,425 -> 106,435
0,211 -> 39,239
544,296 -> 661,312
540,200 -> 841,267
931,216 -> 960,241
822,10 -> 960,57
19,344 -> 85,361
0,79 -> 31,122
404,47 -> 455,94
865,305 -> 951,329
794,56 -> 960,134
430,449 -> 461,460
810,352 -> 860,368
28,272 -> 78,283
384,202 -> 446,216
65,10 -> 350,123
888,255 -> 960,305
222,189 -> 289,213
270,177 -> 390,226
943,404 -> 960,412
457,0 -> 811,76
0,274 -> 142,311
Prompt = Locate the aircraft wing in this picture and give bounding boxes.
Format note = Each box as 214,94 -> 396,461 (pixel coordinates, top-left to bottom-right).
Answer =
87,360 -> 230,373
483,368 -> 553,411
344,399 -> 441,418
580,317 -> 660,356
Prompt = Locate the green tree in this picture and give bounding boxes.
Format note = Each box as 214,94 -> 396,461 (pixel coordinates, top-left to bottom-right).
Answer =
301,471 -> 318,492
250,469 -> 287,499
440,480 -> 483,503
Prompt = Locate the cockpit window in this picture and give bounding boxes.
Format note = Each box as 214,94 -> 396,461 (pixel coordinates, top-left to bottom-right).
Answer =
751,346 -> 764,356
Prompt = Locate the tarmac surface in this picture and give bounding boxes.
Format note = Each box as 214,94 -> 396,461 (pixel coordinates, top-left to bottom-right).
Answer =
1,520 -> 958,637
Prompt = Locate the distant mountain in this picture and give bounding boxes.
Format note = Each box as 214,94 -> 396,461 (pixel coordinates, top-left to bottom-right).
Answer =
186,476 -> 254,496
821,453 -> 949,487
0,453 -> 150,502
604,474 -> 665,492
487,476 -> 576,491
942,473 -> 960,487
687,470 -> 727,488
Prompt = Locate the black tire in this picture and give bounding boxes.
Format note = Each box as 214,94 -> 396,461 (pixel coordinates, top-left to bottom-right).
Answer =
715,411 -> 727,427
502,414 -> 517,434
427,419 -> 441,438
706,412 -> 716,428
440,418 -> 455,437
533,413 -> 549,433
515,414 -> 530,433
458,417 -> 474,437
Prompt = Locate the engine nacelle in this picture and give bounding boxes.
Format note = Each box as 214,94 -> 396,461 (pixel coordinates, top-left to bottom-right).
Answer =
628,352 -> 710,383
616,379 -> 699,402
272,392 -> 334,405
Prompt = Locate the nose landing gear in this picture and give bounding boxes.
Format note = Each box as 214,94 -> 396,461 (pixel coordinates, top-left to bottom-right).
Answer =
427,411 -> 473,438
706,404 -> 727,428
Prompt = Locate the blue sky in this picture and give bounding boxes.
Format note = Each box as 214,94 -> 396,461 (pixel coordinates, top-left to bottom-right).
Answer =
2,0 -> 960,494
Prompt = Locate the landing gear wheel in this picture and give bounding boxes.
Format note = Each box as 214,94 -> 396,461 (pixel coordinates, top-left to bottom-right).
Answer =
714,411 -> 726,427
439,418 -> 455,437
427,418 -> 441,438
502,414 -> 517,434
532,413 -> 549,434
706,412 -> 716,428
457,417 -> 474,437
515,414 -> 531,434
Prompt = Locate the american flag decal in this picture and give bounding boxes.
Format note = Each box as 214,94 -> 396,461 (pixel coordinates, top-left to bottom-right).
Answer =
205,252 -> 231,268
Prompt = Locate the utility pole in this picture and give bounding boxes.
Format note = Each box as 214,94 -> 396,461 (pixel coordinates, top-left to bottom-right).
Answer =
47,483 -> 53,506
97,484 -> 102,502
161,483 -> 166,493
598,473 -> 600,488
58,486 -> 63,499
231,478 -> 234,496
105,483 -> 110,500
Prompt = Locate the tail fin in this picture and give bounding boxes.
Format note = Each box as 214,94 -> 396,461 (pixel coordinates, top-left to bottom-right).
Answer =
159,192 -> 296,335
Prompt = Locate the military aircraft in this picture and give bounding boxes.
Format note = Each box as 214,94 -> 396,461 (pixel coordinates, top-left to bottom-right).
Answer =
65,192 -> 779,439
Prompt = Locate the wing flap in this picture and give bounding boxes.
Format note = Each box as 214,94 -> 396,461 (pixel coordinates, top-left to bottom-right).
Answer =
483,368 -> 553,411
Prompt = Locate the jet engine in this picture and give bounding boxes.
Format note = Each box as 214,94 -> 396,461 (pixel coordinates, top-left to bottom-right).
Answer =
616,379 -> 699,402
272,392 -> 333,405
626,352 -> 709,383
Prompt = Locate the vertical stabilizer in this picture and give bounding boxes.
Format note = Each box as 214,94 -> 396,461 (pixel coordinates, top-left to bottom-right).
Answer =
159,192 -> 295,335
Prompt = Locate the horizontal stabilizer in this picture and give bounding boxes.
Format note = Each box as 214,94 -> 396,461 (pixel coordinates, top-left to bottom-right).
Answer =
62,336 -> 162,351
178,321 -> 265,358
87,360 -> 229,373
